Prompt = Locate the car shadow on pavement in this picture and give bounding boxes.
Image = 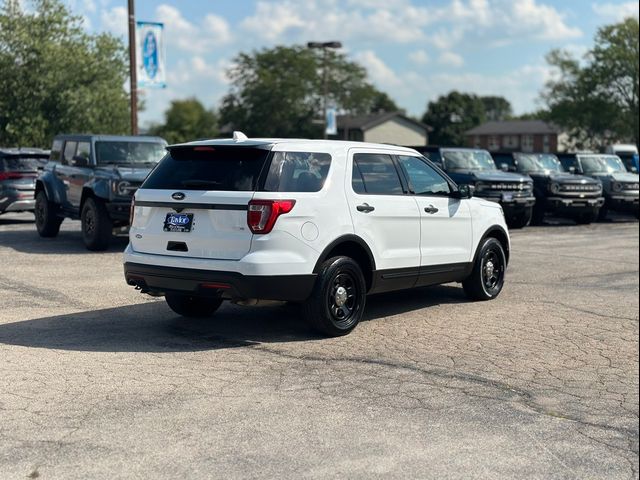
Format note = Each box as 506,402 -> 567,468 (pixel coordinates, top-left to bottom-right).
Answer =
0,228 -> 129,254
0,285 -> 466,352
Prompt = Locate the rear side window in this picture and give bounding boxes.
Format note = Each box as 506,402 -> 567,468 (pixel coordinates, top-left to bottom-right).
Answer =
63,141 -> 77,165
263,152 -> 331,192
141,146 -> 270,191
352,153 -> 404,195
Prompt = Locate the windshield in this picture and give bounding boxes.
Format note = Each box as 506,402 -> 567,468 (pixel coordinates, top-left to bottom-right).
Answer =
579,155 -> 627,174
442,150 -> 496,171
95,141 -> 166,166
515,153 -> 563,173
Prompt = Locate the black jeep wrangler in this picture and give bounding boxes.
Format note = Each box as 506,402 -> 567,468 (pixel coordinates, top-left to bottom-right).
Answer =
35,134 -> 167,250
492,152 -> 604,225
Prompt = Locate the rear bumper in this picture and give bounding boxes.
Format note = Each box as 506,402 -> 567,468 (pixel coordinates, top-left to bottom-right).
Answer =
124,262 -> 316,302
0,196 -> 35,213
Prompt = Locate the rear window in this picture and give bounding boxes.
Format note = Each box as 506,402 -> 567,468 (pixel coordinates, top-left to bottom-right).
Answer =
1,157 -> 41,172
263,152 -> 331,192
142,147 -> 332,192
142,146 -> 271,191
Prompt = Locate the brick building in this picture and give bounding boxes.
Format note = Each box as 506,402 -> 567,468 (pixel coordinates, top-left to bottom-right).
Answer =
465,120 -> 564,153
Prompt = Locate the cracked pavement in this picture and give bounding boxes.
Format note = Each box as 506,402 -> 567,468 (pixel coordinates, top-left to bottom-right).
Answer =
0,212 -> 638,479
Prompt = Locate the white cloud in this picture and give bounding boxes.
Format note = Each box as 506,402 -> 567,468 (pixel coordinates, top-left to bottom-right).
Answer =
409,50 -> 429,66
155,4 -> 232,54
592,1 -> 640,21
100,6 -> 127,38
354,50 -> 402,88
438,51 -> 464,67
240,0 -> 430,44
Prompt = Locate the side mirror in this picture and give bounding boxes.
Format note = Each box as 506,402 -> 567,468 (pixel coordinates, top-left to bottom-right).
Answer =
631,166 -> 638,173
456,184 -> 474,199
73,156 -> 89,167
500,163 -> 509,172
569,166 -> 576,174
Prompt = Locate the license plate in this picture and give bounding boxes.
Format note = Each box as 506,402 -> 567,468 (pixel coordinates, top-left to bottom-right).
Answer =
163,213 -> 194,232
502,193 -> 514,201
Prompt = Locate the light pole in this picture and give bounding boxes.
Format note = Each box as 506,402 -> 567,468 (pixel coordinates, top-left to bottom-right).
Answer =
307,41 -> 342,139
128,0 -> 138,135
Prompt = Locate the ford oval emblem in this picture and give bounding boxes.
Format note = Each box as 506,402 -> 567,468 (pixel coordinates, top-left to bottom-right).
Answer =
172,192 -> 185,201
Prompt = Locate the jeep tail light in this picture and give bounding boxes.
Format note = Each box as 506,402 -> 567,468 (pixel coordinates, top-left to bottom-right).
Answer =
247,199 -> 295,234
129,197 -> 135,226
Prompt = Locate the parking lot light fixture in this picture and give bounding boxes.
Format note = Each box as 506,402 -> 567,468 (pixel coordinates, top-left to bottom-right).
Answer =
307,41 -> 342,139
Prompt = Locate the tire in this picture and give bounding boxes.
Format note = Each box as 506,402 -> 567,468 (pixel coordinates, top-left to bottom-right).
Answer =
463,237 -> 507,301
507,207 -> 532,229
81,197 -> 112,251
34,190 -> 62,237
302,256 -> 366,337
530,204 -> 545,226
575,209 -> 598,225
597,205 -> 609,221
165,293 -> 223,318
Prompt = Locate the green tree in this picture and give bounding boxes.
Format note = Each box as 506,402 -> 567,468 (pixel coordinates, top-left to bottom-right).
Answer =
480,96 -> 513,121
0,0 -> 130,147
149,98 -> 218,144
219,45 -> 399,138
421,91 -> 486,146
542,18 -> 639,149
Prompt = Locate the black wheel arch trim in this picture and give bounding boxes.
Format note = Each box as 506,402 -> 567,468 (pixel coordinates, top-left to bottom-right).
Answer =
474,225 -> 510,266
312,234 -> 376,274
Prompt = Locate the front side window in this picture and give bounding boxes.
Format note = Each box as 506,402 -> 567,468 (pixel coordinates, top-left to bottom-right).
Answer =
352,153 -> 403,195
397,155 -> 450,196
579,155 -> 627,174
442,149 -> 496,171
63,141 -> 77,165
95,141 -> 166,166
263,151 -> 331,192
75,142 -> 91,166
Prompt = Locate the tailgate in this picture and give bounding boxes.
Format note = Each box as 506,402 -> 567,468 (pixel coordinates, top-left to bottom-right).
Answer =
130,189 -> 254,260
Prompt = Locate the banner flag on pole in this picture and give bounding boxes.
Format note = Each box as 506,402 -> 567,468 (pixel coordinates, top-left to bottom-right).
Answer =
326,106 -> 337,136
136,21 -> 166,89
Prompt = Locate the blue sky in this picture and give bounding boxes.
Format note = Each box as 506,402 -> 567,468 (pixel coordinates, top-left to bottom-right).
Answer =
66,0 -> 639,127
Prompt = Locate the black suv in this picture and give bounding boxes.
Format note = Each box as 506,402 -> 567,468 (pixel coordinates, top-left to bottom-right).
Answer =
492,152 -> 604,225
35,134 -> 167,250
558,153 -> 639,220
414,146 -> 535,228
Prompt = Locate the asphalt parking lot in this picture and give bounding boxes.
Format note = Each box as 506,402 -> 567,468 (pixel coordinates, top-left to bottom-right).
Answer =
0,212 -> 638,480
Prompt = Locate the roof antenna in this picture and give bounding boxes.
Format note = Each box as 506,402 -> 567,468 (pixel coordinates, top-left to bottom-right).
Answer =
233,131 -> 248,142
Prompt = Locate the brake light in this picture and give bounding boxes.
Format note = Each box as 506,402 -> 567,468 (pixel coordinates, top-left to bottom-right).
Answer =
247,199 -> 295,234
129,197 -> 135,226
0,172 -> 25,180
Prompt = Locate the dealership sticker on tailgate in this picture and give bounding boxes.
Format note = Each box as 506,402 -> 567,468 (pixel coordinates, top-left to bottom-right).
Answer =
164,213 -> 194,232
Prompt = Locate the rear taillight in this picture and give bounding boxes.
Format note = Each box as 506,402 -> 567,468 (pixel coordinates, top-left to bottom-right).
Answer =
0,172 -> 25,180
129,197 -> 135,226
247,199 -> 295,234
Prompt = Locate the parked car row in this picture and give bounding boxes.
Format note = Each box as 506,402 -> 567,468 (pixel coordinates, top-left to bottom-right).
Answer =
410,146 -> 639,227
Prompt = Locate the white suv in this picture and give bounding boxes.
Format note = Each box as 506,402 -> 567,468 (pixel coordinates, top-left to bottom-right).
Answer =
124,134 -> 510,336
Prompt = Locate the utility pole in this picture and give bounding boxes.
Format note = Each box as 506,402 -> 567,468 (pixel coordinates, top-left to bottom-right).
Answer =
307,41 -> 342,139
128,0 -> 138,135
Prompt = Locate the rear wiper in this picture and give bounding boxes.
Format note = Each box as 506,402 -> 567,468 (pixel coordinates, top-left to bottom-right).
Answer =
181,180 -> 222,187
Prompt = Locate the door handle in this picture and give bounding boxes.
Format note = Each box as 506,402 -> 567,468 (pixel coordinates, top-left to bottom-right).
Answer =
356,203 -> 375,213
424,205 -> 439,214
